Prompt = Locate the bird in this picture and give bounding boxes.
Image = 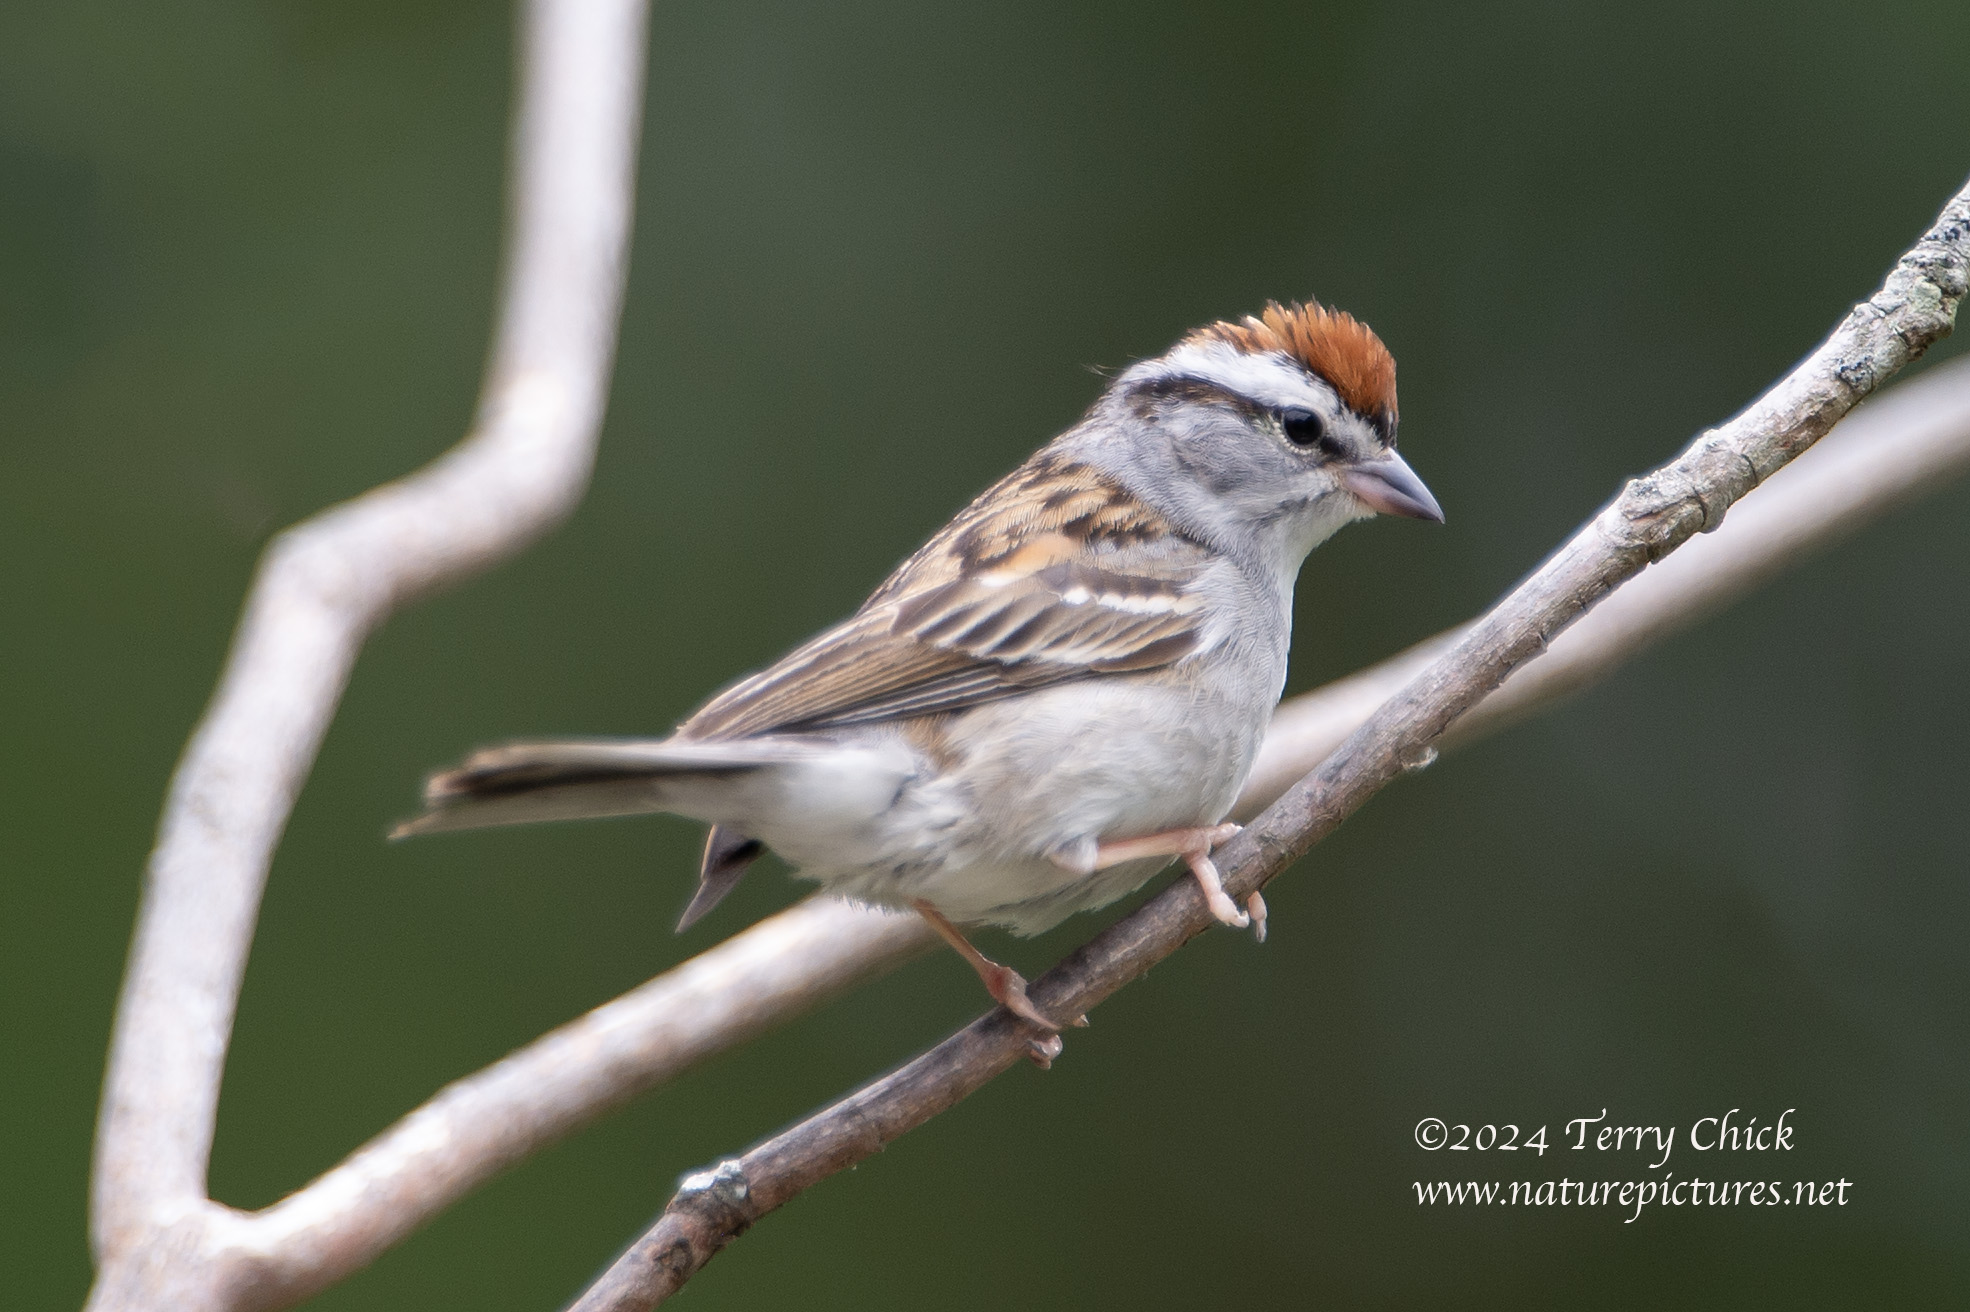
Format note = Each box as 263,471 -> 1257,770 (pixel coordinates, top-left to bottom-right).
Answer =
396,300 -> 1441,1044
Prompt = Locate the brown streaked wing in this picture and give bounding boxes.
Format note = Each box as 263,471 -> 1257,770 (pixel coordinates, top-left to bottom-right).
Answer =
679,455 -> 1214,741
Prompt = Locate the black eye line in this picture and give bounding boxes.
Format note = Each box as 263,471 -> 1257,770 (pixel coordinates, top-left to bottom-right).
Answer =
1128,375 -> 1269,422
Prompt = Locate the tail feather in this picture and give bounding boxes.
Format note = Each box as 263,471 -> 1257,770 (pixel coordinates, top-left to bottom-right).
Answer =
676,824 -> 766,932
392,737 -> 819,838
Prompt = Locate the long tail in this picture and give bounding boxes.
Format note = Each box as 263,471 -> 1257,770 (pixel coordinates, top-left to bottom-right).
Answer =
390,737 -> 819,838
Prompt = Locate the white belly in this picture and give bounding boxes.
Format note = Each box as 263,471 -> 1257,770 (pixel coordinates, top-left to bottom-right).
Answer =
798,664 -> 1276,935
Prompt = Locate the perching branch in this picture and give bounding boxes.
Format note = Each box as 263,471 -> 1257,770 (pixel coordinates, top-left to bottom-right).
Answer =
567,177 -> 1970,1310
84,3 -> 649,1310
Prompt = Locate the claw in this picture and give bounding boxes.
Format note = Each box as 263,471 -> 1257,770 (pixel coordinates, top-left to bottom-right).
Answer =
1185,849 -> 1249,929
1067,822 -> 1253,933
913,899 -> 1060,1034
983,961 -> 1060,1033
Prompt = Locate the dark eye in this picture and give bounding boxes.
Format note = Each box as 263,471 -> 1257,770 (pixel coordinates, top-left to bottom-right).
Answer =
1282,408 -> 1346,458
1281,408 -> 1323,446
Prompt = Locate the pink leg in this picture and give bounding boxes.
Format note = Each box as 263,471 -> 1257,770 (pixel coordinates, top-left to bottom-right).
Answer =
1070,823 -> 1242,870
1179,843 -> 1250,930
913,900 -> 1062,1038
1053,823 -> 1259,934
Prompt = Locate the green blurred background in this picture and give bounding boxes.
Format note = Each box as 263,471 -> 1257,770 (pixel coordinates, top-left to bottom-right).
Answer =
5,0 -> 1969,1306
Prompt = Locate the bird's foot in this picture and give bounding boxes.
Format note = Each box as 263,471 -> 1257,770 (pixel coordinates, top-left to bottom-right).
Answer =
976,957 -> 1076,1066
976,958 -> 1060,1033
1055,823 -> 1261,938
1173,825 -> 1256,934
1183,844 -> 1249,930
912,900 -> 1069,1062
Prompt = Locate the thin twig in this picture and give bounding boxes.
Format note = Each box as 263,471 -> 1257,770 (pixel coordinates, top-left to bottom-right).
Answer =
83,3 -> 650,1310
567,177 -> 1970,1311
238,900 -> 929,1289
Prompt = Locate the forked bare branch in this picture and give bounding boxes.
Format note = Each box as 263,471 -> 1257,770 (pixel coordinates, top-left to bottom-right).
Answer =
567,177 -> 1970,1310
84,2 -> 650,1309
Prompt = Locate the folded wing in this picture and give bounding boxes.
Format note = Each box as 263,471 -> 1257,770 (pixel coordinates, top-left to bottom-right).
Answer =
680,454 -> 1215,740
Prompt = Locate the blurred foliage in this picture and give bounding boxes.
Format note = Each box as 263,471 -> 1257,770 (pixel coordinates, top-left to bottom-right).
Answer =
3,1 -> 1968,1307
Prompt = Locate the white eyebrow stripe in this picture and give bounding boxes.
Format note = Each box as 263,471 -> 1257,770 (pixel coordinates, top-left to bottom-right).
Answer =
1121,340 -> 1339,413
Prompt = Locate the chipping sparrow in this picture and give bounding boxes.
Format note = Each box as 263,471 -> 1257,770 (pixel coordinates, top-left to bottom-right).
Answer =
398,301 -> 1441,1037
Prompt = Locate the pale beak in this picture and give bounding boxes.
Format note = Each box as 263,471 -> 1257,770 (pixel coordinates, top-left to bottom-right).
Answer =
1341,450 -> 1444,523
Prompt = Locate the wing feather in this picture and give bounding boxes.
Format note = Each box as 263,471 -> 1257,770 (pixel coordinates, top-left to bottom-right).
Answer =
680,455 -> 1215,741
